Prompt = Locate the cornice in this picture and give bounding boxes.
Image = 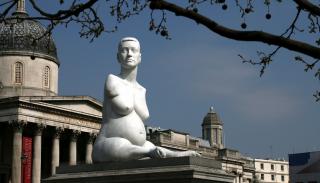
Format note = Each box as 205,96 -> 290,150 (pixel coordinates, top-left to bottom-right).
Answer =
0,97 -> 101,124
218,157 -> 245,165
0,86 -> 57,96
0,51 -> 59,65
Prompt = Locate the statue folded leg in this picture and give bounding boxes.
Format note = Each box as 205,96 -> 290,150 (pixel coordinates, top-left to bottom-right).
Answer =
92,137 -> 200,162
92,137 -> 153,162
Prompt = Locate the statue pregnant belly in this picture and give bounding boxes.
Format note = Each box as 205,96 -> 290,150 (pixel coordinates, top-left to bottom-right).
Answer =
105,111 -> 146,146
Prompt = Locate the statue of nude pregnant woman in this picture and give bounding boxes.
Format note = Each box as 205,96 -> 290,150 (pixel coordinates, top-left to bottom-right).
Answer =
92,37 -> 200,162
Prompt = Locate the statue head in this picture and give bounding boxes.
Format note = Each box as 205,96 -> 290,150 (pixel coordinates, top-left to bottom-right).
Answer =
117,37 -> 141,69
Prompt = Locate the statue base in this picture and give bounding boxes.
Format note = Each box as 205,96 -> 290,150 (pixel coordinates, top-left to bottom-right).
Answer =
43,156 -> 235,183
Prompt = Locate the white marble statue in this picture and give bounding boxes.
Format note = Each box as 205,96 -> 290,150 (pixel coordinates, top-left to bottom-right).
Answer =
92,37 -> 200,162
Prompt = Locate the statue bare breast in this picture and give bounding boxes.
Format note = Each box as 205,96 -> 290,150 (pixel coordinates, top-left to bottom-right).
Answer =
92,37 -> 200,163
101,74 -> 149,146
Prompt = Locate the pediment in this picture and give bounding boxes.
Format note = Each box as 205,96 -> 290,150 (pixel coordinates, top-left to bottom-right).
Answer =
28,96 -> 102,116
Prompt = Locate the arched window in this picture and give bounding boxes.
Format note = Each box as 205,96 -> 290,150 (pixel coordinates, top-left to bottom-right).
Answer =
44,66 -> 50,88
14,62 -> 23,84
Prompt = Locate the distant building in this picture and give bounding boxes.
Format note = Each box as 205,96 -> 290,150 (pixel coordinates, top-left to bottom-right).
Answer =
289,151 -> 320,183
147,107 -> 255,183
254,158 -> 289,183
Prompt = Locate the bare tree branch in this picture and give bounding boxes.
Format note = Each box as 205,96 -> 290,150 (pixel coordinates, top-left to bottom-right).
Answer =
294,0 -> 320,16
281,7 -> 302,38
0,0 -> 17,19
0,0 -> 319,100
29,0 -> 99,20
149,0 -> 320,60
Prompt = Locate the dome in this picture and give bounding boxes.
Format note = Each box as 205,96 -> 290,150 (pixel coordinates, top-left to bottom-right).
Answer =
202,107 -> 223,126
0,12 -> 59,65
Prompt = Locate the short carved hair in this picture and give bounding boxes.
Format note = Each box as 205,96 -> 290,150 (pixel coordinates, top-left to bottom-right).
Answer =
118,37 -> 140,51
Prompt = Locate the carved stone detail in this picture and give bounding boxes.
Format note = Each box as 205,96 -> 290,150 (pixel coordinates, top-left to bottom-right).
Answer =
9,120 -> 26,133
87,133 -> 97,144
34,123 -> 46,136
53,127 -> 64,139
70,130 -> 81,142
0,13 -> 58,63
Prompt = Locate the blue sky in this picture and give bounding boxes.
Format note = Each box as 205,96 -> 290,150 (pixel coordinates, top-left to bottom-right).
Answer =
25,1 -> 319,159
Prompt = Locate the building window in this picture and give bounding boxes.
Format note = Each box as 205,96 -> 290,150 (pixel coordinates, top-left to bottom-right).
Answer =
260,163 -> 264,170
281,175 -> 285,182
261,174 -> 264,180
271,175 -> 275,181
14,62 -> 23,84
271,164 -> 274,170
206,128 -> 211,139
281,165 -> 284,171
44,66 -> 50,88
214,129 -> 218,144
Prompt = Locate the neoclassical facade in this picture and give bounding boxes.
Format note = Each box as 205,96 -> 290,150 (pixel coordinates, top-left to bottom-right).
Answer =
0,96 -> 102,183
0,2 -> 102,183
147,108 -> 255,183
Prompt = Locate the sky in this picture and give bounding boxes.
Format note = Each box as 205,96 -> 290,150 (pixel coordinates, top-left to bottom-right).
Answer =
24,1 -> 319,159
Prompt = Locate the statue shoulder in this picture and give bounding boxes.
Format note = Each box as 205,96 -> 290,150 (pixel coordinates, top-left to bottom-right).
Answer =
105,74 -> 123,97
106,74 -> 120,83
135,83 -> 146,94
106,74 -> 121,88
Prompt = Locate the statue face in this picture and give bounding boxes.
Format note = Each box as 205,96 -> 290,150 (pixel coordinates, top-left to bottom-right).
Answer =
117,40 -> 141,69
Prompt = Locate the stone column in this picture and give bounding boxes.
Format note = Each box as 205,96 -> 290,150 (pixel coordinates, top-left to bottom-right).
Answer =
32,124 -> 45,183
51,127 -> 63,175
185,134 -> 190,147
69,130 -> 80,165
85,133 -> 96,164
10,120 -> 25,183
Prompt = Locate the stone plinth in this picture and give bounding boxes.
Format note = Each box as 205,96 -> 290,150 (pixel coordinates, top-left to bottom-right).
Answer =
43,156 -> 234,183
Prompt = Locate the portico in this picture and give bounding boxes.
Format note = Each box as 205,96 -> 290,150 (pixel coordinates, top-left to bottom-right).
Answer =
0,96 -> 102,183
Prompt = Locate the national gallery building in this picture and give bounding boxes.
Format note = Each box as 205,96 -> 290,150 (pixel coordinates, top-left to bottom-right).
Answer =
0,3 -> 102,183
0,1 -> 256,183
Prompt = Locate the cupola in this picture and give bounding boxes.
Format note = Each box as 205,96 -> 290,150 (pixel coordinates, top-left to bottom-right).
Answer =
201,107 -> 224,148
0,0 -> 59,98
